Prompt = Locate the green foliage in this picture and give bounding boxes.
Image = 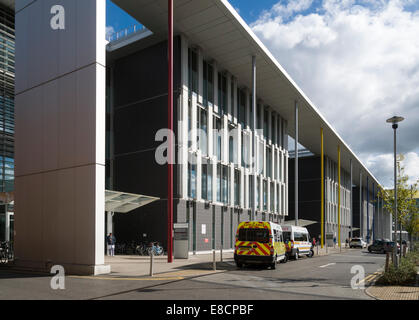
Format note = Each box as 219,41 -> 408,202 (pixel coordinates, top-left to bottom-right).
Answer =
378,155 -> 419,239
405,251 -> 419,266
377,256 -> 418,286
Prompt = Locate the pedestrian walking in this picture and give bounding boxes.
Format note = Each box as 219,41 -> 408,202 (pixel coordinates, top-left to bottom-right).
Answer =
333,236 -> 336,248
106,233 -> 116,257
345,238 -> 349,248
312,237 -> 317,247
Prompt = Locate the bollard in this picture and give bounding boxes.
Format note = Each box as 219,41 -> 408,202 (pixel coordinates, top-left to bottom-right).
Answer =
150,249 -> 154,277
220,246 -> 223,262
385,251 -> 390,272
317,244 -> 319,256
213,250 -> 216,271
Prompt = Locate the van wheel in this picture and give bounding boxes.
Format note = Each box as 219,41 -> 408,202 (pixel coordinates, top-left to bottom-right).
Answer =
236,262 -> 243,269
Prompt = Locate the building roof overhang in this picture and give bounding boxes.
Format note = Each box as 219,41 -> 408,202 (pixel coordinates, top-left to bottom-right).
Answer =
111,0 -> 381,188
105,190 -> 159,213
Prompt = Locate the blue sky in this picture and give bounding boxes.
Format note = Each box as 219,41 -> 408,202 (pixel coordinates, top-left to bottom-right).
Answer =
106,0 -> 318,33
106,0 -> 419,32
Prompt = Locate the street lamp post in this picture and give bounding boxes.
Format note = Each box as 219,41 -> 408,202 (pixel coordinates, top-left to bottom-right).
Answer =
386,116 -> 404,267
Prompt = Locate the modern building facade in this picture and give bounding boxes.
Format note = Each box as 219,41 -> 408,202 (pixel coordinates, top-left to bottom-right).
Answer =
0,1 -> 14,243
107,34 -> 290,252
14,0 -> 390,274
289,156 -> 352,243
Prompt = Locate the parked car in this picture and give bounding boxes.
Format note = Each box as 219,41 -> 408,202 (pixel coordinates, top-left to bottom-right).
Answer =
350,238 -> 367,248
368,239 -> 388,253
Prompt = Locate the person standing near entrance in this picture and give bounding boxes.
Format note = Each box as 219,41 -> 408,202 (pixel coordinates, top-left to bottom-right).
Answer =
106,233 -> 116,257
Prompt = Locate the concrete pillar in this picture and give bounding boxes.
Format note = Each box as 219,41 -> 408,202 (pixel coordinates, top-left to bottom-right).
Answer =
180,35 -> 189,199
15,0 -> 108,274
5,210 -> 10,242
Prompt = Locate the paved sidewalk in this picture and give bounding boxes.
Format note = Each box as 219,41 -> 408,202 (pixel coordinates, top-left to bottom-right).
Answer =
366,273 -> 419,300
367,284 -> 419,300
104,251 -> 235,278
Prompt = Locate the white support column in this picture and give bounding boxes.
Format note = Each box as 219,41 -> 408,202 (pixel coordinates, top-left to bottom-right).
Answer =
15,0 -> 108,275
237,125 -> 242,168
230,164 -> 234,207
267,178 -> 271,213
241,169 -> 245,208
223,115 -> 229,163
208,105 -> 214,158
191,94 -> 198,151
5,210 -> 10,242
196,152 -> 202,201
179,35 -> 189,199
212,160 -> 218,203
259,176 -> 263,212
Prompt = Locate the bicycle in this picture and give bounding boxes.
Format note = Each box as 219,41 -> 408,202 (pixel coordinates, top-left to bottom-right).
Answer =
147,242 -> 164,256
0,242 -> 10,264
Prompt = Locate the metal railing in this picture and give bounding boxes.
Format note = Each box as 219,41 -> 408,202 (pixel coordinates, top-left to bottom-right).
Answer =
106,24 -> 147,43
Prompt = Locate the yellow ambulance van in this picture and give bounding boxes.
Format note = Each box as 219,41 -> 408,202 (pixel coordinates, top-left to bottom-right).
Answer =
234,221 -> 287,269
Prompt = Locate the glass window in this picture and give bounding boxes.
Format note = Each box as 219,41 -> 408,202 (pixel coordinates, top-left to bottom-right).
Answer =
222,165 -> 229,204
234,169 -> 240,206
257,179 -> 260,208
203,60 -> 214,107
258,141 -> 264,174
238,89 -> 246,127
217,164 -> 221,202
229,136 -> 234,164
188,162 -> 197,199
272,114 -> 276,143
218,73 -> 227,114
188,48 -> 198,96
238,228 -> 270,243
198,107 -> 207,155
267,147 -> 272,179
264,109 -> 268,139
241,131 -> 250,169
202,159 -> 212,201
231,79 -> 235,116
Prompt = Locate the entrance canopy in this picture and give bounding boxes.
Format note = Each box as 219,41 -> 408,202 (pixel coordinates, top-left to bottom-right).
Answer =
283,219 -> 317,227
105,190 -> 159,213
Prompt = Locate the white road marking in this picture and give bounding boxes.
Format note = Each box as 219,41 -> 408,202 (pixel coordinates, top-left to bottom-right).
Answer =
319,263 -> 336,268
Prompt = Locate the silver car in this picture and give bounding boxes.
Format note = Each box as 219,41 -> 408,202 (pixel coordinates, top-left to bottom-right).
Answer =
350,238 -> 367,248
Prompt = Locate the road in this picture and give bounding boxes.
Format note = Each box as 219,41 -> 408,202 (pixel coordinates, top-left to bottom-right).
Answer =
0,249 -> 385,300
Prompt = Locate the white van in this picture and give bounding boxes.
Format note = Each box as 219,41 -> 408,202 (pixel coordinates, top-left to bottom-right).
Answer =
281,225 -> 313,259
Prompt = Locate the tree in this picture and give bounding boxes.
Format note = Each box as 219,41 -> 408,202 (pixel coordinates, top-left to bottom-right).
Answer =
378,154 -> 419,245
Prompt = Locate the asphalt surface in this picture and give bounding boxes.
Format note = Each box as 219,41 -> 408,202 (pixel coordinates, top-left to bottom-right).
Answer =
0,249 -> 385,300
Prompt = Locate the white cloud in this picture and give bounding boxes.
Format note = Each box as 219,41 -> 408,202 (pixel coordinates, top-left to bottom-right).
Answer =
106,26 -> 115,38
251,0 -> 419,187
